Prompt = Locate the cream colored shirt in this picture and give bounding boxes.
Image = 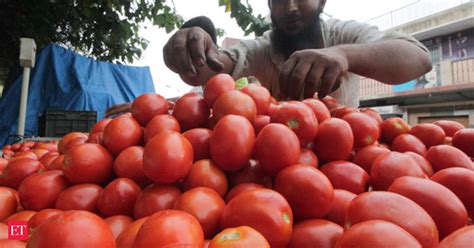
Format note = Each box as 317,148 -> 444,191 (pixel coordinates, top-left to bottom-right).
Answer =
222,18 -> 429,107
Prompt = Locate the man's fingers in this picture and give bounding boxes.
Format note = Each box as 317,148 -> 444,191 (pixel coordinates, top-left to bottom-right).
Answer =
303,63 -> 325,99
164,31 -> 196,77
288,60 -> 312,100
187,31 -> 207,68
279,56 -> 298,100
206,46 -> 225,72
318,67 -> 339,99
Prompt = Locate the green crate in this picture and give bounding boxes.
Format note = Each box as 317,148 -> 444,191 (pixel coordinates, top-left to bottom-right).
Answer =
38,110 -> 97,137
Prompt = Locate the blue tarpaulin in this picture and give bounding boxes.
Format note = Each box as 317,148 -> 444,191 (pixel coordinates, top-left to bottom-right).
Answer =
0,44 -> 155,144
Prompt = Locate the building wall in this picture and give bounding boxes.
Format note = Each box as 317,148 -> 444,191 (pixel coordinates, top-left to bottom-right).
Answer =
405,102 -> 474,128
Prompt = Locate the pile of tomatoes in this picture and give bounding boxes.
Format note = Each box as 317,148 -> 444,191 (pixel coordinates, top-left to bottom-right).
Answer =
1,73 -> 473,248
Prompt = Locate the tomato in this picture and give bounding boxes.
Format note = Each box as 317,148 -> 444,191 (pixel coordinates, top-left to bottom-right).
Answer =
370,152 -> 426,191
210,226 -> 270,248
90,118 -> 113,135
320,95 -> 340,111
38,152 -> 58,169
27,210 -> 115,248
0,158 -> 8,173
438,225 -> 474,248
113,146 -> 151,187
302,98 -> 331,123
183,128 -> 212,162
221,189 -> 293,248
433,120 -> 464,137
325,189 -> 357,227
240,84 -> 271,115
172,92 -> 210,131
381,117 -> 410,144
352,145 -> 390,173
182,159 -> 228,198
0,222 -> 8,239
360,108 -> 383,125
289,219 -> 343,248
431,167 -> 474,219
143,114 -> 181,144
227,160 -> 273,189
58,132 -> 88,154
335,220 -> 421,248
97,178 -> 141,217
274,165 -> 333,220
62,143 -> 114,185
313,118 -> 353,163
342,112 -> 380,148
0,187 -> 18,221
426,145 -> 473,172
409,123 -> 446,148
102,115 -> 143,155
18,170 -> 69,211
0,158 -> 42,189
55,184 -> 102,213
256,123 -> 300,176
47,154 -> 64,171
32,149 -> 50,160
115,217 -> 148,248
405,152 -> 434,177
174,187 -> 225,239
452,128 -> 474,157
86,132 -> 104,144
131,93 -> 169,126
143,131 -> 193,184
253,115 -> 271,135
210,115 -> 255,172
134,210 -> 204,248
271,101 -> 318,145
62,137 -> 88,155
0,240 -> 26,248
391,133 -> 427,156
330,106 -> 359,119
28,209 -> 63,231
104,215 -> 133,239
134,184 -> 181,219
298,148 -> 319,168
212,90 -> 257,124
4,210 -> 36,223
225,183 -> 265,203
203,73 -> 236,108
34,142 -> 57,152
346,191 -> 438,248
320,161 -> 370,194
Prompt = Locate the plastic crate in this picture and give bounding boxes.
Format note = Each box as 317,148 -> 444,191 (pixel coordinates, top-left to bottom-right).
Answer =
38,110 -> 97,137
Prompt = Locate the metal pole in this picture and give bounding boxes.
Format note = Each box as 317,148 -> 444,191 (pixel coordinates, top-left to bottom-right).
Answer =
17,67 -> 31,136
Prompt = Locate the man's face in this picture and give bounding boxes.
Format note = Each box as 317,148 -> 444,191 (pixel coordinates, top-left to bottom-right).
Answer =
270,0 -> 324,36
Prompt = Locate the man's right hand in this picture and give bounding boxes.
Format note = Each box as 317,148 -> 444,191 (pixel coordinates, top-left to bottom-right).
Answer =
163,27 -> 224,81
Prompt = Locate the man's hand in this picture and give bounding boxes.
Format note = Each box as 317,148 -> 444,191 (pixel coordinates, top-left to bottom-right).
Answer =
105,102 -> 132,117
279,47 -> 349,100
163,27 -> 224,81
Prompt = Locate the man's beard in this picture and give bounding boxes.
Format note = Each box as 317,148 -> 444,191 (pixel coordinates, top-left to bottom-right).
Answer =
271,9 -> 324,59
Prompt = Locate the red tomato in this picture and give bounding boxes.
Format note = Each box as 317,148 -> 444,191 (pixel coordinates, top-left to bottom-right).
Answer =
431,167 -> 474,219
256,123 -> 300,176
18,170 -> 69,211
113,146 -> 151,187
342,112 -> 380,148
131,93 -> 169,126
0,222 -> 8,239
438,225 -> 474,248
203,73 -> 236,108
143,114 -> 181,144
388,176 -> 468,239
271,101 -> 319,145
298,148 -> 319,168
0,158 -> 8,173
313,118 -> 353,163
433,120 -> 465,137
346,191 -> 438,248
253,115 -> 271,135
212,90 -> 257,124
62,143 -> 114,185
426,145 -> 473,172
227,160 -> 273,189
360,108 -> 383,125
335,220 -> 421,248
320,161 -> 370,194
221,189 -> 293,248
97,178 -> 141,217
104,215 -> 133,239
182,159 -> 228,198
302,98 -> 331,123
409,123 -> 446,148
452,128 -> 474,157
86,132 -> 104,144
0,240 -> 26,248
27,210 -> 115,248
38,152 -> 58,169
0,158 -> 42,189
320,95 -> 340,111
370,152 -> 426,191
225,183 -> 265,203
34,142 -> 57,152
289,219 -> 343,248
32,149 -> 50,160
391,134 -> 427,156
134,184 -> 181,219
4,210 -> 36,223
210,226 -> 270,248
172,92 -> 210,131
405,152 -> 434,177
174,187 -> 225,239
134,210 -> 204,247
102,115 -> 143,155
12,151 -> 37,161
210,115 -> 255,171
330,106 -> 359,119
61,137 -> 88,155
55,184 -> 103,213
90,118 -> 113,135
182,128 -> 212,161
47,154 -> 64,171
115,217 -> 148,248
241,84 -> 271,115
352,145 -> 390,173
143,131 -> 193,184
28,209 -> 63,231
58,132 -> 88,154
275,165 -> 333,220
0,187 -> 18,221
381,117 -> 410,144
325,189 -> 357,227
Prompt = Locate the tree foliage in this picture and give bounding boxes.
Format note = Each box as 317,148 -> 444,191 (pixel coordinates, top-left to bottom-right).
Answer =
219,0 -> 271,36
